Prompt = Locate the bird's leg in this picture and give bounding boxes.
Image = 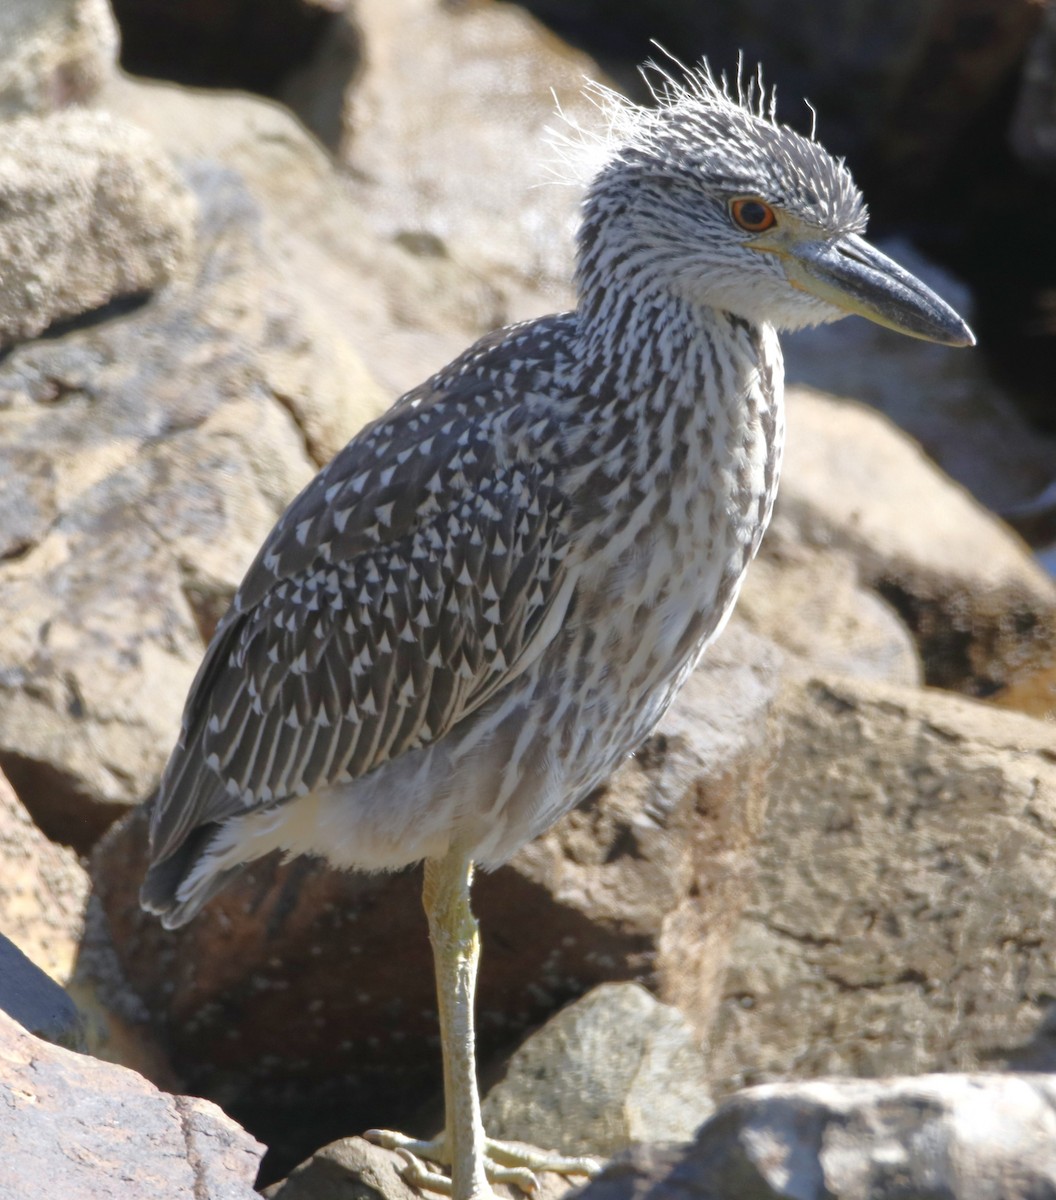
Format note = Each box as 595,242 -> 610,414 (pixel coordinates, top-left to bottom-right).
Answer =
367,849 -> 601,1198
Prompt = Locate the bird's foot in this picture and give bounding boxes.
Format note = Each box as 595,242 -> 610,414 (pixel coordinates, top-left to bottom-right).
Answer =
365,1128 -> 602,1195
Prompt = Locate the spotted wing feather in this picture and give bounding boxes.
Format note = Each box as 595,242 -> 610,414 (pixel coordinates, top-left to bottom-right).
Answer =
147,337 -> 573,870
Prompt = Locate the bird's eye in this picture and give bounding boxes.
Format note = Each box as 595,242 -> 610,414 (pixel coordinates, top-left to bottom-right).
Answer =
730,198 -> 776,233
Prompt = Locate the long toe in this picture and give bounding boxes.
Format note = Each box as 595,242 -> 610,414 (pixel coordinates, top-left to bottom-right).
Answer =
364,1129 -> 602,1196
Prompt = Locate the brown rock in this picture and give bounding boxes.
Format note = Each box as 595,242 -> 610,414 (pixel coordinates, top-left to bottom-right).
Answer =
0,109 -> 196,348
0,0 -> 119,118
0,1008 -> 264,1199
709,673 -> 1056,1095
773,388 -> 1056,715
576,1075 -> 1056,1200
85,620 -> 781,1176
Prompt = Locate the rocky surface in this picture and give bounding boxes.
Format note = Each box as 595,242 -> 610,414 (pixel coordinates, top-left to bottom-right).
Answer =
0,1009 -> 264,1199
0,108 -> 195,348
709,674 -> 1056,1095
577,1075 -> 1056,1200
482,983 -> 713,1156
0,0 -> 119,118
84,620 -> 781,1174
0,144 -> 386,852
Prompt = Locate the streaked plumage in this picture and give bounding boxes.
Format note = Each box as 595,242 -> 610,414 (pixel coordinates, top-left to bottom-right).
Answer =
142,58 -> 973,1200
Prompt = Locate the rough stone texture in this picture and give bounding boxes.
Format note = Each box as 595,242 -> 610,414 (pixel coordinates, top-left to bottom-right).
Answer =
0,766 -> 87,982
709,673 -> 1056,1096
0,0 -> 119,118
738,544 -> 921,688
578,1075 -> 1056,1200
85,621 -> 781,1176
0,1009 -> 264,1199
99,71 -> 507,399
0,109 -> 196,348
0,156 -> 386,852
482,983 -> 713,1157
314,0 -> 599,305
266,1136 -> 578,1200
774,388 -> 1056,715
0,933 -> 85,1050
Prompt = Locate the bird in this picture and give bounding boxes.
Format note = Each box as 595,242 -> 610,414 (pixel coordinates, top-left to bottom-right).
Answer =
141,58 -> 974,1200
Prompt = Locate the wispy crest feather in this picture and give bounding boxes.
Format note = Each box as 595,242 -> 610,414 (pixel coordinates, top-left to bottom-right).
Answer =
546,52 -> 783,190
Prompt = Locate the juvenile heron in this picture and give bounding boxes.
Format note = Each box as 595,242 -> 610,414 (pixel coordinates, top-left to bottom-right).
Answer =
142,61 -> 973,1200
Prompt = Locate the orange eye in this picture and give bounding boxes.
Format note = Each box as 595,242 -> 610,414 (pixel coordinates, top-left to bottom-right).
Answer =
730,197 -> 776,233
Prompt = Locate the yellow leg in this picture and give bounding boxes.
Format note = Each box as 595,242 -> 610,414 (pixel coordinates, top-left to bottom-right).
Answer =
367,849 -> 600,1199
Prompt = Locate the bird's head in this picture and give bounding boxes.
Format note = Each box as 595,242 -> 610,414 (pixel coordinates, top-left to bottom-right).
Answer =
560,60 -> 974,347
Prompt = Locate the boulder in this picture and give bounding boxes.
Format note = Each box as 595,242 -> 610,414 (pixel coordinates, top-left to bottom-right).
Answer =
709,673 -> 1056,1095
84,621 -> 782,1177
0,0 -> 119,118
481,983 -> 713,1157
577,1074 -> 1056,1200
0,109 -> 195,348
0,1008 -> 264,1199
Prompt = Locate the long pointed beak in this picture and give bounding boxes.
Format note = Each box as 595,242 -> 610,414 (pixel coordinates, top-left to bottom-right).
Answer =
782,233 -> 975,347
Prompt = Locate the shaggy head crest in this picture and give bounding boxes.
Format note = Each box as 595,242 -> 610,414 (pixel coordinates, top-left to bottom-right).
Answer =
549,53 -> 865,235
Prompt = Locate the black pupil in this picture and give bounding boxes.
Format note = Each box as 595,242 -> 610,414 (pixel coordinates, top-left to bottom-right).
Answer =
739,201 -> 768,227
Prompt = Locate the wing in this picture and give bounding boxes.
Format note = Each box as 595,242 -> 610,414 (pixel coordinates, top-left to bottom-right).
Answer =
147,330 -> 575,867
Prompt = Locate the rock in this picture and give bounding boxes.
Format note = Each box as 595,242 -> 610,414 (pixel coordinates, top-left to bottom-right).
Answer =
310,0 -> 599,304
99,71 -> 503,397
0,154 -> 385,852
0,1008 -> 264,1199
0,0 -> 119,118
85,620 -> 782,1177
0,109 -> 196,348
481,983 -> 713,1157
738,544 -> 921,687
0,765 -> 87,982
709,673 -> 1056,1095
577,1074 -> 1056,1200
773,388 -> 1056,715
0,933 -> 85,1050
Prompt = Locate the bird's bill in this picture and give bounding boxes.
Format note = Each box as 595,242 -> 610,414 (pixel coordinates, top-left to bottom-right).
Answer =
780,233 -> 975,347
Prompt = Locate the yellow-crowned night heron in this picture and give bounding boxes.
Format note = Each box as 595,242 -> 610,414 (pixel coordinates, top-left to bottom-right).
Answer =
142,63 -> 973,1200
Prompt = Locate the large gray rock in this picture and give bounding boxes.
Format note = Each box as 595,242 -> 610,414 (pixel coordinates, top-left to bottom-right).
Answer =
0,1008 -> 264,1199
577,1074 -> 1056,1200
0,109 -> 195,348
709,673 -> 1056,1095
0,0 -> 118,118
482,983 -> 713,1157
